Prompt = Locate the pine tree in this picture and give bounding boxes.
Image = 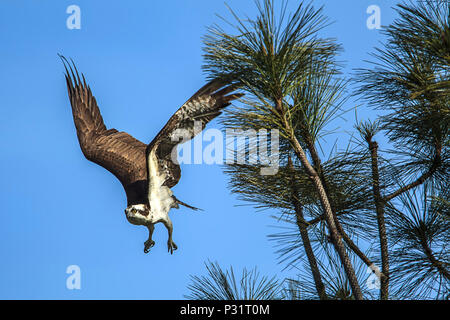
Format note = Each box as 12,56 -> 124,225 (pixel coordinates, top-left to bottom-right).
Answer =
186,0 -> 449,300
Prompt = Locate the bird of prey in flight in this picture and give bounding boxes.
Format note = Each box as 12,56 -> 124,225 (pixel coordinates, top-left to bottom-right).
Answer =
61,56 -> 241,254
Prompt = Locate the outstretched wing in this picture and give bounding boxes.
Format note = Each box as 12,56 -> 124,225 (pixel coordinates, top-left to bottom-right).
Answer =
146,79 -> 243,189
61,57 -> 147,193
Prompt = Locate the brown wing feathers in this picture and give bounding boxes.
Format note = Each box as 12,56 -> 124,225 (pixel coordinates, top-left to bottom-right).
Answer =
146,79 -> 243,188
62,57 -> 106,154
61,56 -> 148,193
148,79 -> 242,152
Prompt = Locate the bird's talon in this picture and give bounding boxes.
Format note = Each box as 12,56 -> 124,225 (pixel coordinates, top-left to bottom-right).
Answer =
144,240 -> 155,253
167,241 -> 177,254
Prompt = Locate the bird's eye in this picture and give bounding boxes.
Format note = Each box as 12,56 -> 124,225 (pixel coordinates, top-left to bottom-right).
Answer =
131,208 -> 136,214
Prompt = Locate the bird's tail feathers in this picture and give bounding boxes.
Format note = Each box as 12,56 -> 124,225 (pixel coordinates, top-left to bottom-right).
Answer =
173,196 -> 203,211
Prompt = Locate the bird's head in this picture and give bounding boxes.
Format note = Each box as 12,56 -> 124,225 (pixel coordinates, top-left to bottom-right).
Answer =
125,204 -> 150,226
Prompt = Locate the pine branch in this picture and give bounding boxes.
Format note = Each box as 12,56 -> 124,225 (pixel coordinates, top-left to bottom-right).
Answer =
288,131 -> 364,300
305,136 -> 381,278
287,156 -> 327,299
367,138 -> 390,300
384,141 -> 442,201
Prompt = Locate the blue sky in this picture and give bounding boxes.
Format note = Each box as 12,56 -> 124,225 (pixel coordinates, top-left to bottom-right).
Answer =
0,0 -> 399,299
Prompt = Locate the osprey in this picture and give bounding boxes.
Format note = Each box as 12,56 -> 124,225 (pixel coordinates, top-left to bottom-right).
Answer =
61,57 -> 241,254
